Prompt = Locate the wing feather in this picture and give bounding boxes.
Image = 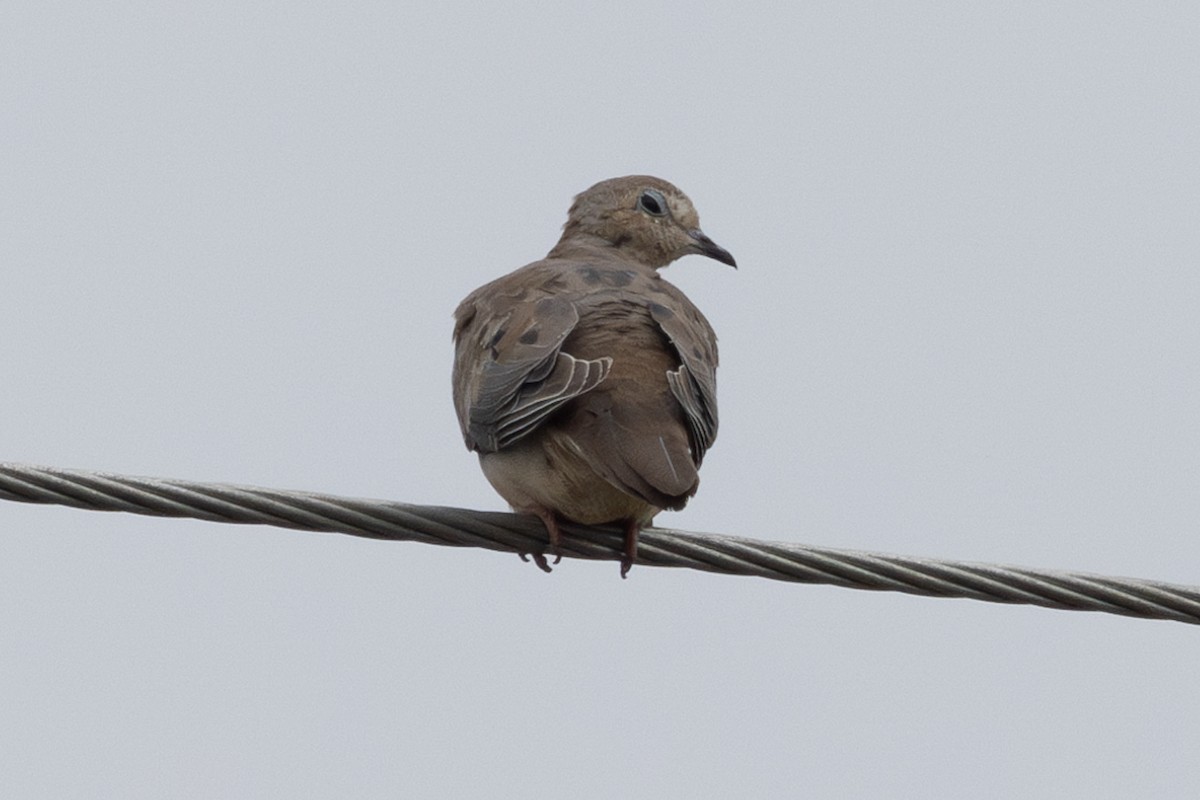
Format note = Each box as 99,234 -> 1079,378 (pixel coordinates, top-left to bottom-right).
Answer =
453,286 -> 610,453
649,299 -> 719,464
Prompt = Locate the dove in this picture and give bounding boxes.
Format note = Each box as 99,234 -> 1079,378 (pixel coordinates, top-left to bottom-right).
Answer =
452,175 -> 734,576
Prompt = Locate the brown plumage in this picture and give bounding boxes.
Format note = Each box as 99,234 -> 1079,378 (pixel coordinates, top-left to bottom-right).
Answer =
452,176 -> 735,576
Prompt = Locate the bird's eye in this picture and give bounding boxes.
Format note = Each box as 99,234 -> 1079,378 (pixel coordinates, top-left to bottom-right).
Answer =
637,189 -> 667,217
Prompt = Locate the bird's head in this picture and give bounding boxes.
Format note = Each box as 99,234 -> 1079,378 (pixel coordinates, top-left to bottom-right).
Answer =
553,175 -> 736,270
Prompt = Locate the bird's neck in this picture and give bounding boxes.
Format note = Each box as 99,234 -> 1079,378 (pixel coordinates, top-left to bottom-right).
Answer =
547,232 -> 661,270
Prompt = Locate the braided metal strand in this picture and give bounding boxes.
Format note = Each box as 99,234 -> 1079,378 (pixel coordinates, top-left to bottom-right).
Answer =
2,461 -> 1197,625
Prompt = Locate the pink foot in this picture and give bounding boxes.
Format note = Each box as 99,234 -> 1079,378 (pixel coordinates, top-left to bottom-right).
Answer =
517,508 -> 564,573
519,552 -> 554,573
621,519 -> 641,579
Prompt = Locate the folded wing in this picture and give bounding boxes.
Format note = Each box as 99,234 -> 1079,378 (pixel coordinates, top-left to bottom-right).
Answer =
453,292 -> 610,453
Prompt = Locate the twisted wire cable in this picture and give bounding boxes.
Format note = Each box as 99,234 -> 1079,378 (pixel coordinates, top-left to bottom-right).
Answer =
2,461 -> 1197,625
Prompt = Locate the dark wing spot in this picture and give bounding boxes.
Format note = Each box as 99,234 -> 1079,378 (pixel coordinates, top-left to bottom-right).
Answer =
648,301 -> 674,319
518,328 -> 539,345
577,265 -> 634,287
487,327 -> 507,348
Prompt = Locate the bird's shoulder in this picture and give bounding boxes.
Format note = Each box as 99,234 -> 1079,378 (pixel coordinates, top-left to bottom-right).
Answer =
453,250 -> 717,363
455,255 -> 647,328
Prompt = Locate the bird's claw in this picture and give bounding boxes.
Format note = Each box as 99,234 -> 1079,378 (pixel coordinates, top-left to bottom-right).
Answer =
519,552 -> 554,573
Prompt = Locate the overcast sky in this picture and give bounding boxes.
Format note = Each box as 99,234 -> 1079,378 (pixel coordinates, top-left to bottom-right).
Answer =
2,3 -> 1198,797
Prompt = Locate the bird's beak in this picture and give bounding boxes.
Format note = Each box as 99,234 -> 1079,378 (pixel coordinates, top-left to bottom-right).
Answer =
688,229 -> 737,268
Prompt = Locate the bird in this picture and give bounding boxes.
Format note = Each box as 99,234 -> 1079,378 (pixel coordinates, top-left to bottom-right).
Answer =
452,175 -> 735,577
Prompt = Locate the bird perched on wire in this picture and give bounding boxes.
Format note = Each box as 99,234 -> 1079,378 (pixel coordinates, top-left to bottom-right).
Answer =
452,175 -> 735,577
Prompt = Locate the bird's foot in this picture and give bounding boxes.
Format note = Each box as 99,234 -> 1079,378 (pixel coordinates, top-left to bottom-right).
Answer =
621,519 -> 641,579
519,551 -> 555,573
519,508 -> 565,573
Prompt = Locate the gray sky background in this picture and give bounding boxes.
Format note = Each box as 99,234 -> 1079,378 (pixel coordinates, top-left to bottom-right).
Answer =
2,3 -> 1198,797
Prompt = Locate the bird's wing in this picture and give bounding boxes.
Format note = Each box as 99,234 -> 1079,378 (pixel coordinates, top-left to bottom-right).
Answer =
546,272 -> 717,509
452,266 -> 611,453
648,294 -> 720,464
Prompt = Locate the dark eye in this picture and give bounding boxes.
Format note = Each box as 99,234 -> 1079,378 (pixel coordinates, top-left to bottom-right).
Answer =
637,189 -> 667,217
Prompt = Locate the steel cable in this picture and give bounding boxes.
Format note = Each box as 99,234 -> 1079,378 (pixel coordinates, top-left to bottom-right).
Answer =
2,461 -> 1197,625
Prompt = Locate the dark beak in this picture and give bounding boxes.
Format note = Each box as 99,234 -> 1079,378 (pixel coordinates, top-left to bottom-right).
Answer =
688,229 -> 737,268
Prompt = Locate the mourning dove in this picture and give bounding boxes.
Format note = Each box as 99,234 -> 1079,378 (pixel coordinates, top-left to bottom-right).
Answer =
452,175 -> 735,577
